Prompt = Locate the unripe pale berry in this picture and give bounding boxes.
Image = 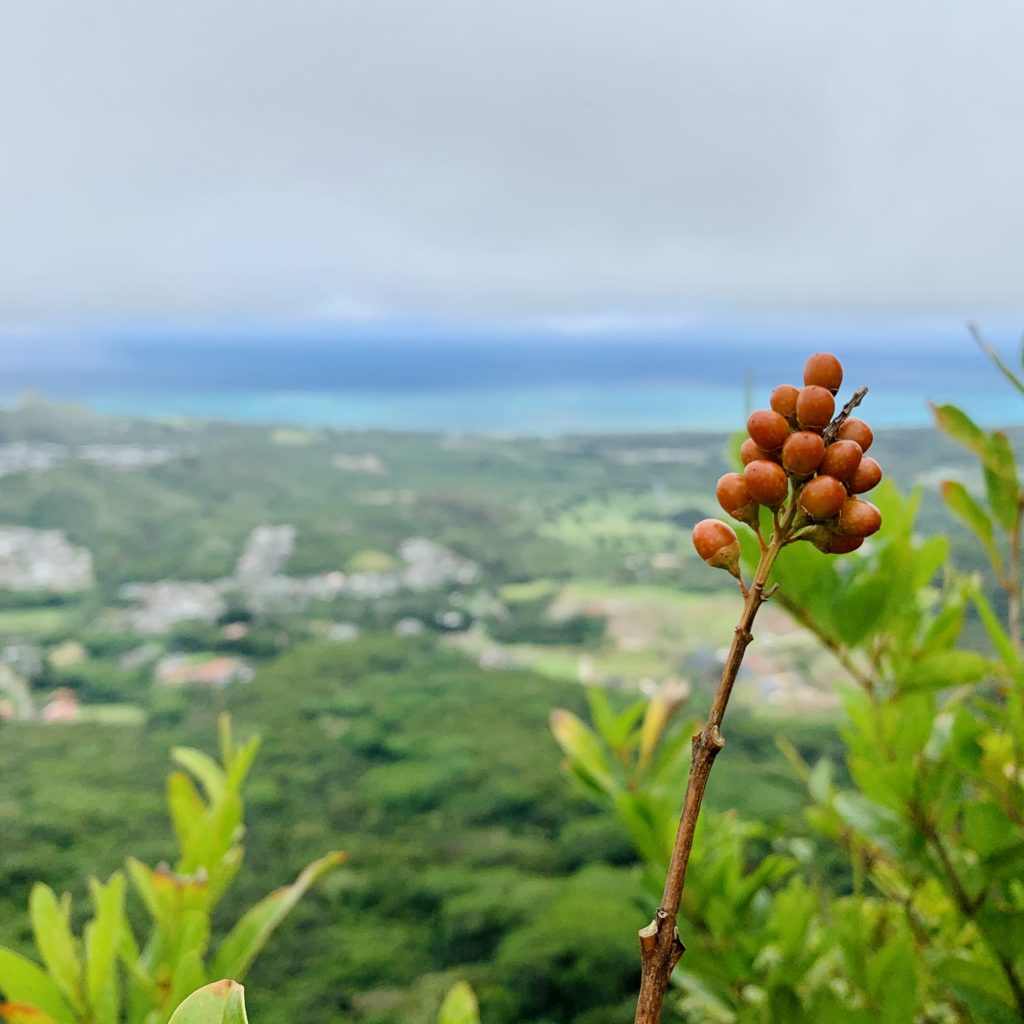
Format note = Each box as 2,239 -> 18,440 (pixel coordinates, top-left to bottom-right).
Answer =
796,385 -> 835,430
747,409 -> 791,451
692,518 -> 741,576
838,418 -> 873,453
799,475 -> 847,520
850,456 -> 882,494
820,439 -> 863,483
781,431 -> 825,478
716,472 -> 757,524
803,352 -> 844,394
744,460 -> 790,507
740,438 -> 774,465
838,498 -> 882,537
770,385 -> 800,421
826,535 -> 864,554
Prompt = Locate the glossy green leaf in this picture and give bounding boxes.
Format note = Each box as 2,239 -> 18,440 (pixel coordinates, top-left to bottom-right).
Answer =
28,887 -> 81,1016
167,981 -> 248,1024
0,950 -> 74,1024
211,851 -> 345,982
436,981 -> 480,1024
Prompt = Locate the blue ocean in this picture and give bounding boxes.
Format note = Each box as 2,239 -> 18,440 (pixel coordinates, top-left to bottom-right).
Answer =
4,329 -> 1023,434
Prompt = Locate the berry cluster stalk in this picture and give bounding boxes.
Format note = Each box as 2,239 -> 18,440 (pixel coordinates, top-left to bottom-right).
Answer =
634,386 -> 868,1024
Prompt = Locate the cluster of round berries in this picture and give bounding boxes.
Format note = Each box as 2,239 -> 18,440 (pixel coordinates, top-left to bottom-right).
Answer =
693,353 -> 882,575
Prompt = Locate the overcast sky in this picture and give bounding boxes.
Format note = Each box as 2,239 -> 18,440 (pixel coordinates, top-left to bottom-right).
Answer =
1,1 -> 1022,334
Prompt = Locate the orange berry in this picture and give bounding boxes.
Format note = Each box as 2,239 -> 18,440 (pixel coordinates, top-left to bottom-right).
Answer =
781,431 -> 825,478
796,385 -> 835,430
826,535 -> 864,554
770,385 -> 800,421
820,439 -> 863,483
716,472 -> 756,519
692,518 -> 741,575
850,456 -> 882,494
799,475 -> 847,520
838,418 -> 873,453
740,438 -> 773,465
838,498 -> 882,537
744,460 -> 790,507
803,352 -> 843,393
747,409 -> 791,451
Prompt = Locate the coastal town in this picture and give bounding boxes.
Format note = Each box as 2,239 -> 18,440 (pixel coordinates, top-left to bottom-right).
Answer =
0,403 -> 892,728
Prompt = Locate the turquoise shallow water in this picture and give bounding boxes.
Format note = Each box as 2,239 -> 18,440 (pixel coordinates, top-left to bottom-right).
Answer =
78,383 -> 1024,435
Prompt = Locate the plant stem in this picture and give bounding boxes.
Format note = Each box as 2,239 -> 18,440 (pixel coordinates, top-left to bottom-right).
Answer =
1007,499 -> 1022,653
633,386 -> 869,1024
633,505 -> 793,1024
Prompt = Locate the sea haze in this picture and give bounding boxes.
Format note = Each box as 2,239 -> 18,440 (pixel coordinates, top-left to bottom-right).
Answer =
2,329 -> 1022,434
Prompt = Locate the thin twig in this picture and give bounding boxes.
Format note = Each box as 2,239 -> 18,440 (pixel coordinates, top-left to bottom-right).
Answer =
633,498 -> 799,1024
822,387 -> 868,445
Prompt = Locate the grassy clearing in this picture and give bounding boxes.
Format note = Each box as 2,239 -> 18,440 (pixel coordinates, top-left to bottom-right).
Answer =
0,606 -> 72,637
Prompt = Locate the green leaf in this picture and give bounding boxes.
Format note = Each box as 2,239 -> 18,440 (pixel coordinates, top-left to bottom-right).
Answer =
171,748 -> 227,804
0,1006 -> 61,1024
168,771 -> 206,858
224,737 -> 260,795
911,535 -> 950,589
978,908 -> 1024,961
0,949 -> 74,1024
84,875 -> 126,1024
211,852 -> 345,982
940,481 -> 1002,571
940,952 -> 1018,1016
931,403 -> 988,457
549,709 -> 617,795
436,982 -> 480,1024
833,573 -> 890,647
867,933 -> 916,1024
970,322 -> 1024,397
922,594 -> 966,650
167,981 -> 248,1024
28,887 -> 82,1016
637,692 -> 676,774
971,587 -> 1022,674
963,801 -> 1020,859
900,651 -> 990,693
983,431 -> 1021,533
165,951 -> 206,1024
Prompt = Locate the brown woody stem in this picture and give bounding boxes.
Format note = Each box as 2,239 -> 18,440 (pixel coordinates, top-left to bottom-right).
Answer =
633,498 -> 798,1024
633,385 -> 869,1024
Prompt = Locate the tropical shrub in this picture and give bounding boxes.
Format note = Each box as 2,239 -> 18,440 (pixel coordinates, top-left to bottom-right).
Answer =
554,340 -> 1024,1022
0,715 -> 342,1024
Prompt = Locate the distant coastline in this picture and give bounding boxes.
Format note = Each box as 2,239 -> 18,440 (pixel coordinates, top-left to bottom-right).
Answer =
2,333 -> 1022,435
32,381 -> 1024,435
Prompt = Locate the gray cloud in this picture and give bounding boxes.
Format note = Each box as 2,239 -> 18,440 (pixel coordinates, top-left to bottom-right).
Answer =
1,0 -> 1022,327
